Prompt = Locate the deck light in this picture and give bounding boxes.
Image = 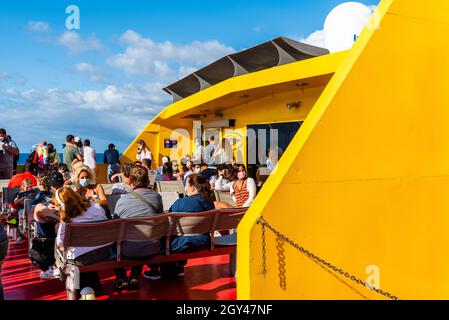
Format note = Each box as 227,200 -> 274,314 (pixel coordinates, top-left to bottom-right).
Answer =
286,101 -> 301,110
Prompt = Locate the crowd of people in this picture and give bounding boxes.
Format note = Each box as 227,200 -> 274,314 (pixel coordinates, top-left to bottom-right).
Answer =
1,130 -> 282,298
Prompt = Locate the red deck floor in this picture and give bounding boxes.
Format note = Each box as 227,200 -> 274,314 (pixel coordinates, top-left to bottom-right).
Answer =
2,240 -> 236,300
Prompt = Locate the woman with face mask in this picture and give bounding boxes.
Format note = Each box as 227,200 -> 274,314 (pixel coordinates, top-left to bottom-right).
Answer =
74,165 -> 108,207
54,187 -> 109,295
230,164 -> 257,208
136,140 -> 153,166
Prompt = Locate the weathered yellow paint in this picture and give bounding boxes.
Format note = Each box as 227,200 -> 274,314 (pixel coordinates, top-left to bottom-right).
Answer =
238,0 -> 449,299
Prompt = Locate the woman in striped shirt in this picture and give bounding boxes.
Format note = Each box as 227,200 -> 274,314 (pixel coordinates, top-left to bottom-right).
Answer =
230,164 -> 257,208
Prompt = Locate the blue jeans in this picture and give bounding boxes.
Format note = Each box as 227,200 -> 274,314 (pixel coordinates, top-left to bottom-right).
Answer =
108,164 -> 121,181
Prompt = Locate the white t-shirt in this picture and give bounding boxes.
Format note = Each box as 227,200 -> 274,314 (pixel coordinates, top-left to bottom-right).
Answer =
136,149 -> 153,161
83,146 -> 97,170
57,204 -> 109,260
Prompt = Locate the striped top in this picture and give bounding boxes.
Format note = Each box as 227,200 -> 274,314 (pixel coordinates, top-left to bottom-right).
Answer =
233,180 -> 250,207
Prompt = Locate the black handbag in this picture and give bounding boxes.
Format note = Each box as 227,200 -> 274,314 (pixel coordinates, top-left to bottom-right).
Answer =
28,237 -> 56,269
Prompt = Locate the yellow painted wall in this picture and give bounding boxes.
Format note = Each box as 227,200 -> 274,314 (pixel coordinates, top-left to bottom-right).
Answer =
125,87 -> 327,168
238,0 -> 449,300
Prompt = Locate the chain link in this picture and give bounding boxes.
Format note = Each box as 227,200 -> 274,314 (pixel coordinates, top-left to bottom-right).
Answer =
261,223 -> 267,277
276,236 -> 287,291
256,216 -> 400,300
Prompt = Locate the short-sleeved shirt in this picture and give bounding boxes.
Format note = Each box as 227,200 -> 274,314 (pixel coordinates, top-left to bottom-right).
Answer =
63,145 -> 80,172
0,138 -> 18,170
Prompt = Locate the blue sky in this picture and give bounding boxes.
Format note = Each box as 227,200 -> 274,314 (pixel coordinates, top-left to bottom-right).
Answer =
0,0 -> 378,153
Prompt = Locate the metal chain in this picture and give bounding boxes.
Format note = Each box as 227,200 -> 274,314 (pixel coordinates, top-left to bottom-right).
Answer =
276,236 -> 287,291
256,216 -> 400,300
261,223 -> 267,277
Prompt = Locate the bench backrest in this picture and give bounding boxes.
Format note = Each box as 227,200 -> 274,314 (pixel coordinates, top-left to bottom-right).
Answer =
0,180 -> 9,189
61,209 -> 247,250
159,192 -> 180,211
155,180 -> 184,194
214,190 -> 235,206
101,184 -> 115,195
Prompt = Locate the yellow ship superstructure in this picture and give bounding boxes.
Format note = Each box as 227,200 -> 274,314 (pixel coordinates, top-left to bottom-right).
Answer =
123,0 -> 449,299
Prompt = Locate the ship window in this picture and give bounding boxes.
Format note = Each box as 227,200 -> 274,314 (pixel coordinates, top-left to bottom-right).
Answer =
246,121 -> 302,178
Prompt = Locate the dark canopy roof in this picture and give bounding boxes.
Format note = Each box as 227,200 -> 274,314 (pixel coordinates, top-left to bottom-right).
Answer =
163,37 -> 329,102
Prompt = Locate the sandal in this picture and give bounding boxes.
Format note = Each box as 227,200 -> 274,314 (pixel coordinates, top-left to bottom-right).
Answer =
128,278 -> 140,291
114,279 -> 128,292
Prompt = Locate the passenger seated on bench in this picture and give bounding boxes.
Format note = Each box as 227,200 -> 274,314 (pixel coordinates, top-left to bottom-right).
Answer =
55,187 -> 110,294
33,175 -> 53,206
111,163 -> 133,195
113,165 -> 163,291
157,156 -> 170,175
14,178 -> 38,211
155,162 -> 177,182
210,164 -> 236,191
32,172 -> 64,279
144,174 -> 214,280
230,164 -> 257,208
74,165 -> 108,207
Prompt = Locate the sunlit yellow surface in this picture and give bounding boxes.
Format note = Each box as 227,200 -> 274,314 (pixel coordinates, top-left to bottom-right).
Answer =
121,0 -> 449,300
238,0 -> 449,299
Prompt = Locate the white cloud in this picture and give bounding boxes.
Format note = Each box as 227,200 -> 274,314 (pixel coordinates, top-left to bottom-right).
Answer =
108,30 -> 236,78
75,62 -> 106,82
58,31 -> 103,54
301,30 -> 325,48
298,3 -> 377,52
0,83 -> 171,151
27,21 -> 50,32
0,71 -> 27,85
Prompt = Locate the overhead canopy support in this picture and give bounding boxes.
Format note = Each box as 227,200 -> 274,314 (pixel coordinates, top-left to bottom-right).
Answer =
163,37 -> 329,103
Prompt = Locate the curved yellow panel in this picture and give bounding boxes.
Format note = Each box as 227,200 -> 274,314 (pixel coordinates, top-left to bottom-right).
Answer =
238,0 -> 449,300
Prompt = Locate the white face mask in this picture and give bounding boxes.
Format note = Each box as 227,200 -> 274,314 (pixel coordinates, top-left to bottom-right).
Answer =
0,136 -> 4,142
79,178 -> 90,187
194,168 -> 201,174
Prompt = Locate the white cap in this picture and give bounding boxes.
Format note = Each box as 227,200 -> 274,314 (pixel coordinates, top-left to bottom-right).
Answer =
74,137 -> 81,142
162,156 -> 169,164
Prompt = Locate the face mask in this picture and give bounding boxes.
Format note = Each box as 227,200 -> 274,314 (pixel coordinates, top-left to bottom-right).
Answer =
194,168 -> 201,174
79,178 -> 90,187
25,187 -> 32,192
173,166 -> 178,171
0,136 -> 4,142
237,171 -> 246,180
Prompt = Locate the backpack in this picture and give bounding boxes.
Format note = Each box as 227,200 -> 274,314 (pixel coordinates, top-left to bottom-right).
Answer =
28,237 -> 56,270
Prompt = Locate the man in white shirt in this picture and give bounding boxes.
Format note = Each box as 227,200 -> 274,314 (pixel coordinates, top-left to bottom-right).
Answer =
82,139 -> 97,174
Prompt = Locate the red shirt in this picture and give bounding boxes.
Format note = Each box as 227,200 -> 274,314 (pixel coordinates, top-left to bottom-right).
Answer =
8,172 -> 38,188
